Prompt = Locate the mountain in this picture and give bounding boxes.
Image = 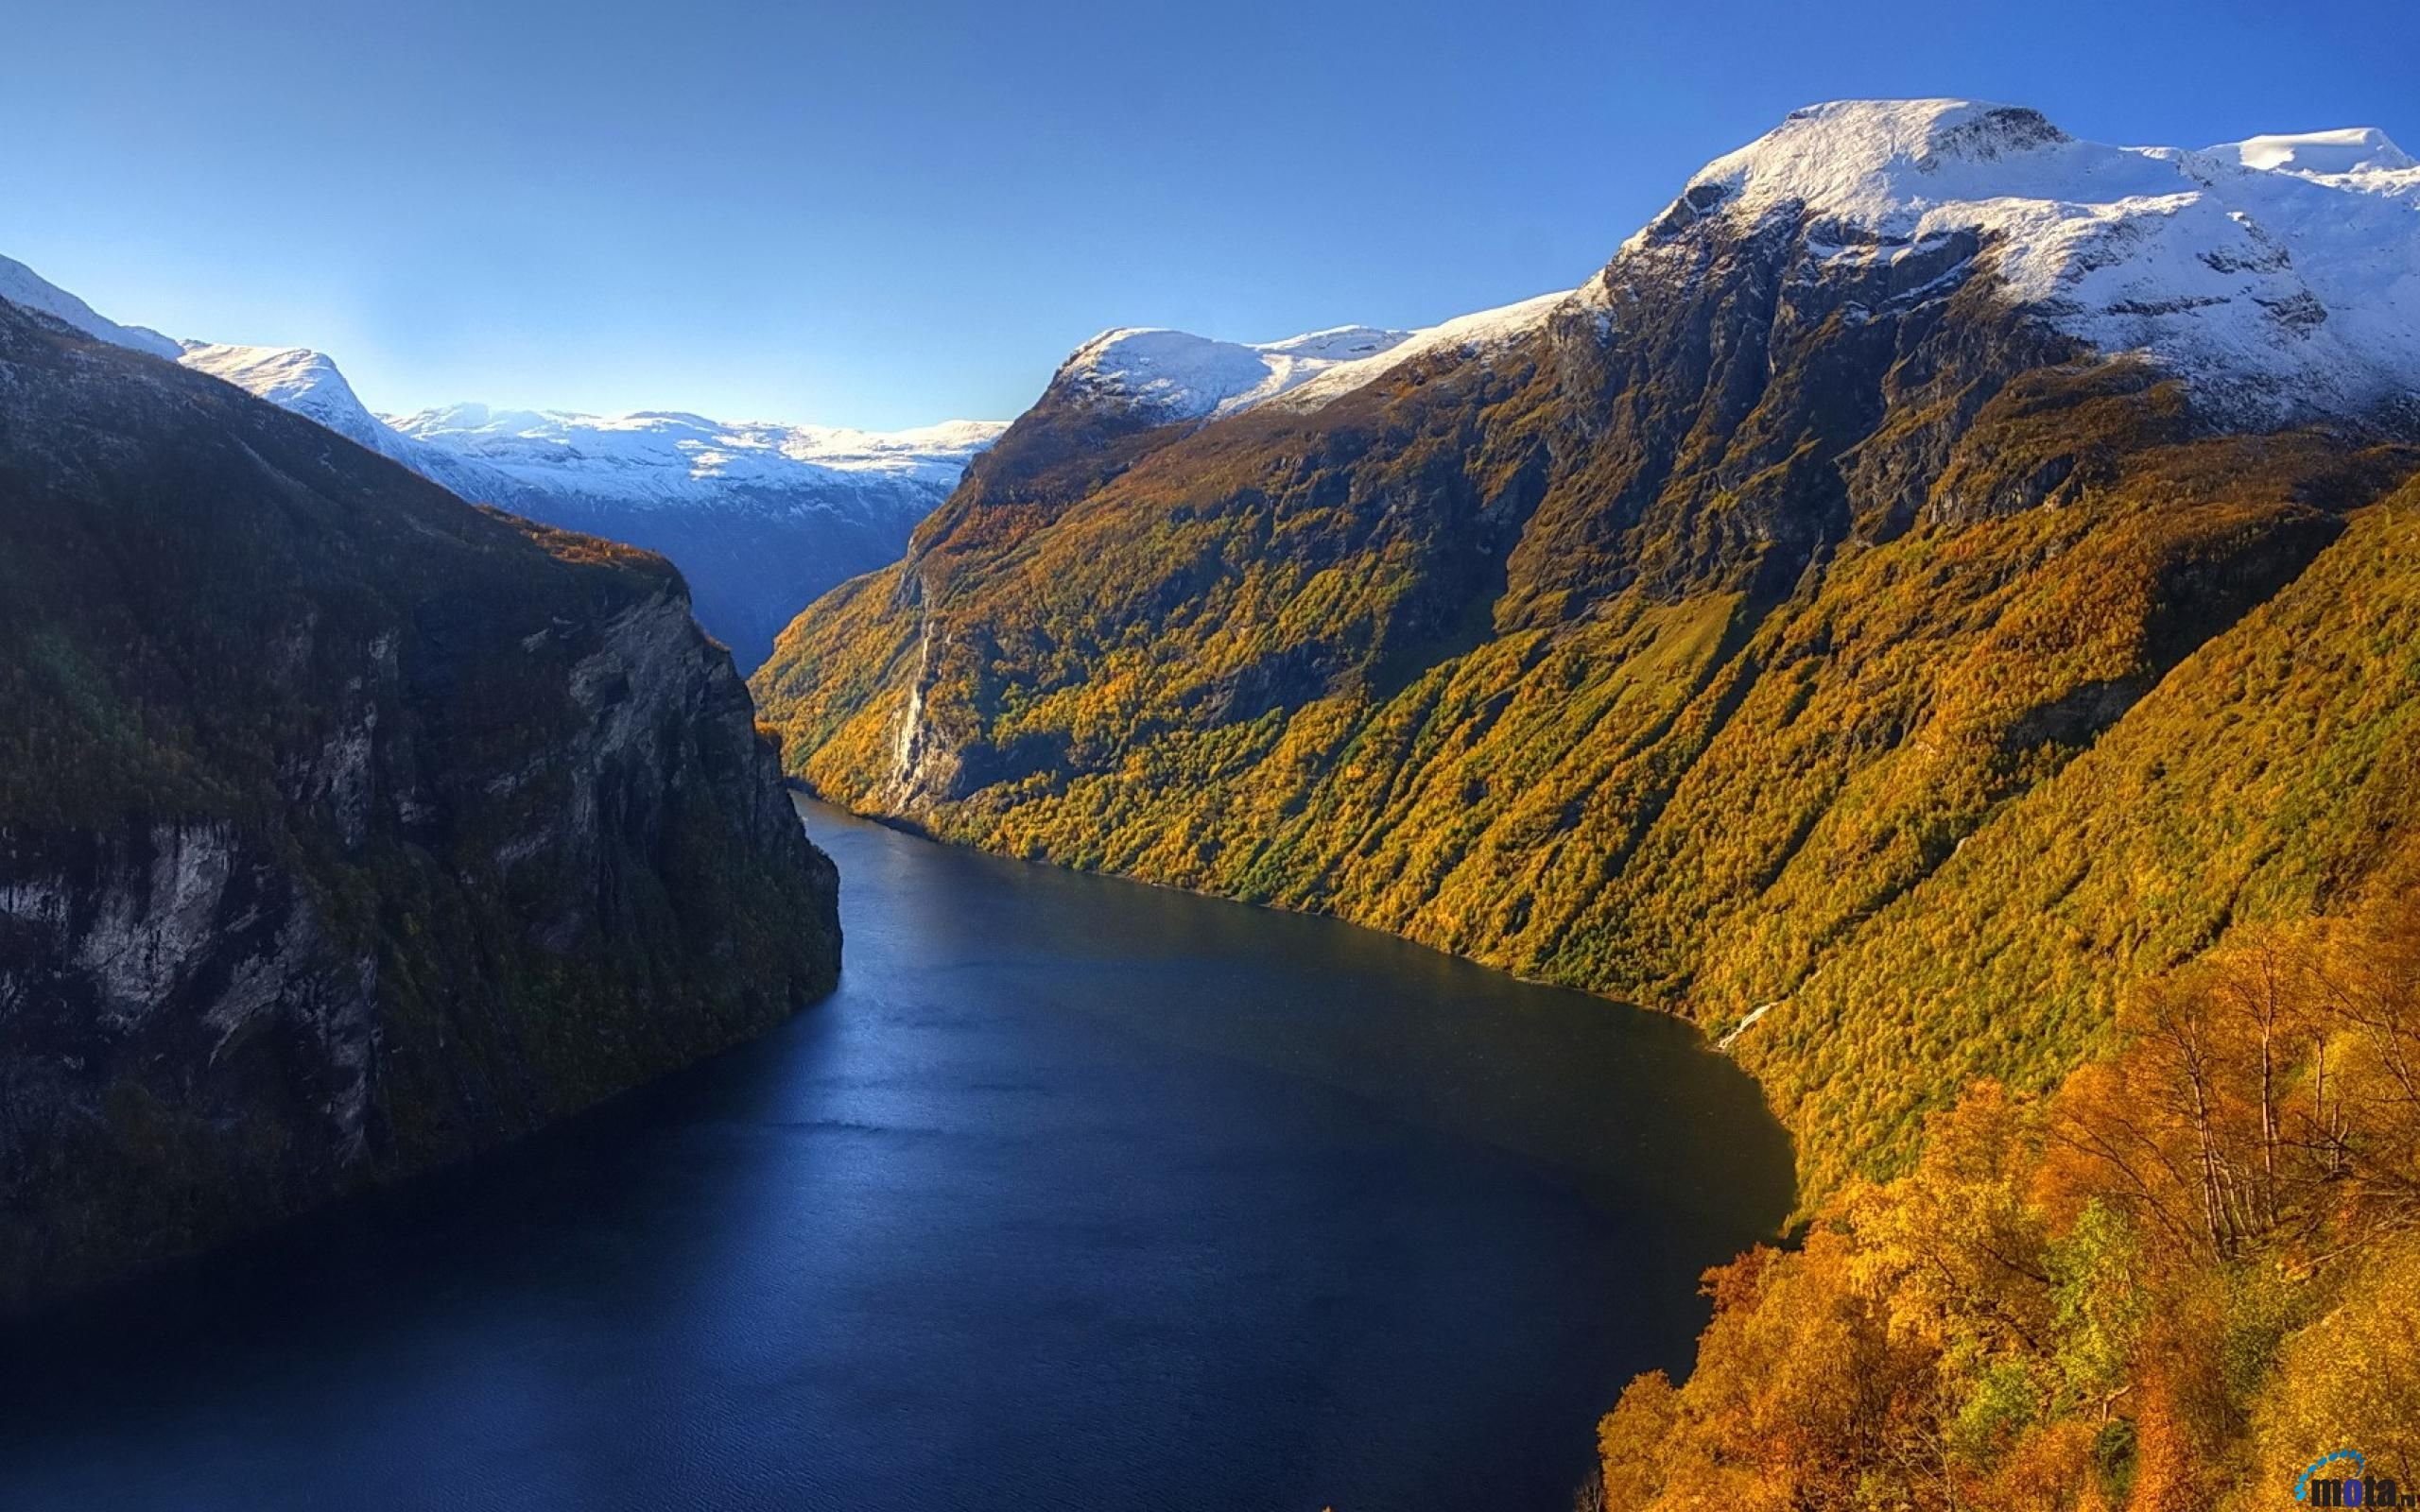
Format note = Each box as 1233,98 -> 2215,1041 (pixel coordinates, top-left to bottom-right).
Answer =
377,402 -> 1002,672
1,255 -> 1005,672
753,99 -> 2420,1199
0,288 -> 841,1308
178,340 -> 400,451
0,253 -> 182,360
350,399 -> 1003,672
1639,101 -> 2420,424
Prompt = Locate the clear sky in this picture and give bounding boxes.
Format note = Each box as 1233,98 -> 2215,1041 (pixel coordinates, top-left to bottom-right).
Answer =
3,0 -> 2411,430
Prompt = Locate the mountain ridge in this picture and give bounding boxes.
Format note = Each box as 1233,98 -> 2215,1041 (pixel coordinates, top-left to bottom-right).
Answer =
1022,98 -> 2420,438
755,97 -> 2420,1199
0,253 -> 182,360
0,252 -> 1008,671
1616,98 -> 2420,425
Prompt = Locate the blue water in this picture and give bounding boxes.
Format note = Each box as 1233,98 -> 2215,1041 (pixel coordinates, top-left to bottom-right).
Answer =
0,799 -> 1791,1511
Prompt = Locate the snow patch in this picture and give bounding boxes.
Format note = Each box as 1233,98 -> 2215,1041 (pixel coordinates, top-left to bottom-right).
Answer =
1060,296 -> 1572,421
180,342 -> 393,451
1617,98 -> 2420,423
1058,323 -> 1417,421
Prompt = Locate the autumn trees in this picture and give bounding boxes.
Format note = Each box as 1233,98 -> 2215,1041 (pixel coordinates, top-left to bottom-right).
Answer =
1595,891 -> 2420,1511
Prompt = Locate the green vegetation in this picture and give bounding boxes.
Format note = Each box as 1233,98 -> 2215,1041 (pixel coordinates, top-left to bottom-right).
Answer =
753,244 -> 2420,1507
758,289 -> 2420,1199
1740,491 -> 2420,1196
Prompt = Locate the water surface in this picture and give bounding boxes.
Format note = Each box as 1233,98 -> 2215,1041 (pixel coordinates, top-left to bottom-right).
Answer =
0,799 -> 1791,1510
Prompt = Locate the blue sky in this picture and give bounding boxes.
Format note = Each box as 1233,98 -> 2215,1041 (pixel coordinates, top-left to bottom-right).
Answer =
3,0 -> 2411,429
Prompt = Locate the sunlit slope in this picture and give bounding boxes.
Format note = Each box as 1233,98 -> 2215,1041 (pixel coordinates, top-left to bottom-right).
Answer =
757,99 -> 2420,1196
1737,487 -> 2420,1195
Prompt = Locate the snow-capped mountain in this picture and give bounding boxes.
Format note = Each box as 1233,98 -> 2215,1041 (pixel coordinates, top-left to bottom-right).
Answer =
1055,298 -> 1575,423
367,399 -> 1005,668
1057,325 -> 1416,421
0,254 -> 182,360
1046,100 -> 2420,434
179,342 -> 398,453
15,96 -> 2416,660
1602,99 -> 2420,423
0,254 -> 1004,671
383,403 -> 1003,508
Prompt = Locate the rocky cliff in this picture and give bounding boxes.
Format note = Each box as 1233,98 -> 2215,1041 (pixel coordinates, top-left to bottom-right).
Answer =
0,296 -> 840,1308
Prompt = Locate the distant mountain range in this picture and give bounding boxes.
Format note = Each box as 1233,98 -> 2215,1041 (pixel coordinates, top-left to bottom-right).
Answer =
2,255 -> 1006,670
752,98 -> 2420,1199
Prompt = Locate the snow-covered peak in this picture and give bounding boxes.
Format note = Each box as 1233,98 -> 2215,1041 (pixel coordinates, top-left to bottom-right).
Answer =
386,401 -> 530,435
1055,298 -> 1582,423
2,249 -> 1009,521
1058,324 -> 1416,421
1614,98 -> 2420,423
777,418 -> 1016,476
178,342 -> 393,451
384,404 -> 1007,500
1662,99 -> 2081,235
2215,127 -> 2417,179
0,254 -> 182,359
1271,292 -> 1576,411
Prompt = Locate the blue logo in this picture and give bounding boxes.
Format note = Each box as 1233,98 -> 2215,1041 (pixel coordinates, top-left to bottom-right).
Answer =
2300,1450 -> 2399,1507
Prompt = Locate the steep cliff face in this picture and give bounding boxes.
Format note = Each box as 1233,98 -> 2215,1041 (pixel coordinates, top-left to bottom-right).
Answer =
0,297 -> 839,1308
755,100 -> 2420,1196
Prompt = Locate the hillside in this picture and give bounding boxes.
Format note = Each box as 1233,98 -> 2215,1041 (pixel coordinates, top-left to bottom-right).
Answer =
3,254 -> 1004,672
0,292 -> 841,1306
754,99 -> 2420,1197
1595,879 -> 2420,1509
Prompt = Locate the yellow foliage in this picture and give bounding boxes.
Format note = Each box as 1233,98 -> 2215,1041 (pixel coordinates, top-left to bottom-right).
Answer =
1599,900 -> 2420,1510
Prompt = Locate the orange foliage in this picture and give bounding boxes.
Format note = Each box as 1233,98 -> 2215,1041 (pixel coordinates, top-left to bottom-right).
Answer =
1592,890 -> 2420,1512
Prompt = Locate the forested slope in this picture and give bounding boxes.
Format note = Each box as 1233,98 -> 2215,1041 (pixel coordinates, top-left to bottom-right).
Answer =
756,101 -> 2420,1195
